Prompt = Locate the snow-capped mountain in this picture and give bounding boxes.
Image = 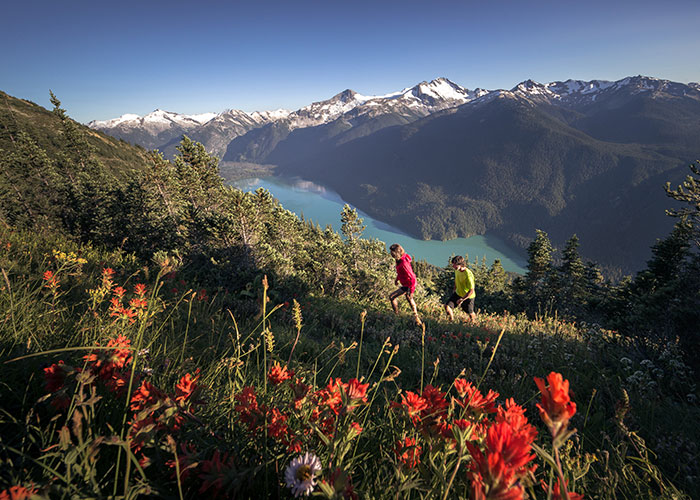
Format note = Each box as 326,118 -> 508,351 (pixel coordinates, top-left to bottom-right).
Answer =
223,78 -> 486,162
88,109 -> 220,151
232,75 -> 699,275
89,109 -> 217,131
483,75 -> 700,107
282,78 -> 479,130
90,77 -> 481,158
90,75 -> 700,159
155,108 -> 292,160
89,107 -> 290,157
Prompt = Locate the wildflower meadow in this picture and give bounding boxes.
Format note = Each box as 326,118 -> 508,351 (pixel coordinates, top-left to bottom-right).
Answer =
0,227 -> 696,499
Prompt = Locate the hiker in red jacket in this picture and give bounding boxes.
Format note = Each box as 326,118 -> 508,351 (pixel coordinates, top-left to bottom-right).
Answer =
389,243 -> 422,326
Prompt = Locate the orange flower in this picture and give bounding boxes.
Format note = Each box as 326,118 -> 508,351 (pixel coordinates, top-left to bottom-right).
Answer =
496,398 -> 538,444
533,372 -> 576,439
419,385 -> 450,437
541,479 -> 584,500
454,378 -> 498,415
0,485 -> 38,500
391,391 -> 428,426
468,421 -> 535,500
234,386 -> 263,433
267,407 -> 289,441
133,283 -> 147,296
129,298 -> 147,310
109,297 -> 137,323
130,380 -> 165,412
268,362 -> 294,385
317,379 -> 343,414
43,361 -> 66,392
344,378 -> 369,403
113,286 -> 126,298
42,270 -> 59,290
84,335 -> 132,384
175,372 -> 200,403
107,335 -> 132,368
422,385 -> 448,413
394,436 -> 422,469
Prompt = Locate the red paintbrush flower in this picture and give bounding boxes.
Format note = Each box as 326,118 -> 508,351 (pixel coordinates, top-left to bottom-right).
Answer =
454,378 -> 499,415
541,479 -> 584,500
175,372 -> 200,403
394,436 -> 422,469
391,391 -> 428,426
468,420 -> 535,500
268,362 -> 294,385
43,361 -> 66,393
533,372 -> 576,439
344,378 -> 369,403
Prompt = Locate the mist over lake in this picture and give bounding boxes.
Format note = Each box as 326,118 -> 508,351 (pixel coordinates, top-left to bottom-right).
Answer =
233,176 -> 527,274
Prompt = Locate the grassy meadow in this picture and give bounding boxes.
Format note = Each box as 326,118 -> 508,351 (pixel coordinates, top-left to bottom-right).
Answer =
0,226 -> 697,499
1,94 -> 698,499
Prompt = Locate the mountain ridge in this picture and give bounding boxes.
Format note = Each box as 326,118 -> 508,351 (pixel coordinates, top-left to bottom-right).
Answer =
87,76 -> 700,274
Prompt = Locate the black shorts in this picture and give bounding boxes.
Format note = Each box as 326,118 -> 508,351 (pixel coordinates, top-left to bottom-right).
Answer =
447,292 -> 474,314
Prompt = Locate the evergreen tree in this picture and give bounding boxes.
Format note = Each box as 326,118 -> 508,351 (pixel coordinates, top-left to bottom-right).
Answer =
0,132 -> 62,228
340,204 -> 366,241
484,259 -> 508,295
478,259 -> 511,313
517,229 -> 556,315
558,235 -> 588,318
49,92 -> 112,243
609,220 -> 700,366
665,160 -> 700,245
173,136 -> 222,213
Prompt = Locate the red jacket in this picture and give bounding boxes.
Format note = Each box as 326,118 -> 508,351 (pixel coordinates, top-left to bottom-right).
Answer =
395,254 -> 417,293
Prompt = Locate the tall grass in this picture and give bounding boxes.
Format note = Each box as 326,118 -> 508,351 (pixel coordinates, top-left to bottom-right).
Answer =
0,228 -> 696,499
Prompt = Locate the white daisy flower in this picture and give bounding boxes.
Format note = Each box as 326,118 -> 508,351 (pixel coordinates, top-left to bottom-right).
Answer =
284,452 -> 322,497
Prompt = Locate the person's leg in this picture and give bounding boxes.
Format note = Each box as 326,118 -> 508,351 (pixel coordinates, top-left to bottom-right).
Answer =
462,298 -> 476,322
389,288 -> 405,314
444,301 -> 455,321
405,292 -> 421,325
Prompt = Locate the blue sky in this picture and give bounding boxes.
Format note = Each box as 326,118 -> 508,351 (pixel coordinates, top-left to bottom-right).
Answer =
2,0 -> 699,123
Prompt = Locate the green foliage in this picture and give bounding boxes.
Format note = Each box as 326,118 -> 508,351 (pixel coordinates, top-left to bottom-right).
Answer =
607,219 -> 700,368
1,94 -> 699,497
0,228 -> 695,498
665,160 -> 700,239
340,204 -> 366,241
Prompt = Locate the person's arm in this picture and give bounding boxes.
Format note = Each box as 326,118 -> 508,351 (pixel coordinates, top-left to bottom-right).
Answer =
455,293 -> 468,306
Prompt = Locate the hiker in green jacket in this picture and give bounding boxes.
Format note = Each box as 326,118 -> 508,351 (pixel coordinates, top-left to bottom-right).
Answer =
444,255 -> 476,322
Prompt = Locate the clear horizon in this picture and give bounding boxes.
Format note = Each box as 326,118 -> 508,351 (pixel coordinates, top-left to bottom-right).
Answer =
3,0 -> 699,123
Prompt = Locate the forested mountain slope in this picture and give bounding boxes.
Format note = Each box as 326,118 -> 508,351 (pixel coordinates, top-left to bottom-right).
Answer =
228,78 -> 699,274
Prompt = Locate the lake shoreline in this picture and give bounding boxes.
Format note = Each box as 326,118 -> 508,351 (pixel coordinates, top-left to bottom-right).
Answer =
230,174 -> 528,274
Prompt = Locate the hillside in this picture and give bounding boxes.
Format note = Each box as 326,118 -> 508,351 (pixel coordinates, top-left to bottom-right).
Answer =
274,96 -> 690,274
221,77 -> 700,274
1,91 -> 699,498
1,91 -> 152,178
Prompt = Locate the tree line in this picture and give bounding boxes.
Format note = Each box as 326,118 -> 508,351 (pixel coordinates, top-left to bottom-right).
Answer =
1,93 -> 698,368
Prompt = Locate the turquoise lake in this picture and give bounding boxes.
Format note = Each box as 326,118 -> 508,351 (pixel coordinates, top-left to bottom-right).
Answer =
233,177 -> 527,274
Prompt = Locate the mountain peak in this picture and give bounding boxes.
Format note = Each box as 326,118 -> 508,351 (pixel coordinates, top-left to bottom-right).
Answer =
405,78 -> 471,104
331,89 -> 359,102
